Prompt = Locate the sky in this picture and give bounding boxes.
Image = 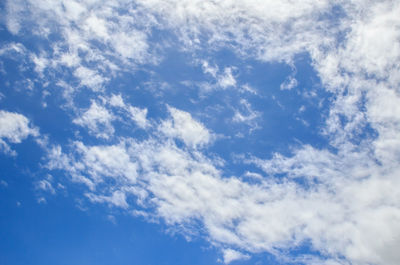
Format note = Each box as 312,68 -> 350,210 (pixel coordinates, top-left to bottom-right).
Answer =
0,1 -> 400,265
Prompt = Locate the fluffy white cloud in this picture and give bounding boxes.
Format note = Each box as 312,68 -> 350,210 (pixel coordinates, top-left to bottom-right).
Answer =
159,106 -> 212,148
0,110 -> 38,155
6,0 -> 400,264
217,67 -> 236,89
109,94 -> 125,108
222,249 -> 250,264
106,94 -> 150,129
48,115 -> 400,265
73,101 -> 115,139
128,106 -> 149,129
73,67 -> 108,91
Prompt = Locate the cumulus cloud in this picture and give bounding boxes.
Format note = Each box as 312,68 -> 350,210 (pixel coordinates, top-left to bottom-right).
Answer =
159,106 -> 212,148
4,0 -> 400,264
73,101 -> 115,139
47,132 -> 400,265
222,249 -> 250,264
106,94 -> 150,129
74,67 -> 108,91
217,67 -> 236,89
128,106 -> 150,129
0,110 -> 38,155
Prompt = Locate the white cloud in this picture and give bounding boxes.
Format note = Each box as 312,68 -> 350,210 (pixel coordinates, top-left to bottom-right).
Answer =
137,0 -> 333,62
86,190 -> 129,209
218,67 -> 236,89
31,53 -> 49,76
73,101 -> 114,139
5,0 -> 25,34
239,84 -> 258,95
159,106 -> 212,148
37,197 -> 46,204
196,62 -> 238,94
109,94 -> 125,108
84,15 -> 109,39
106,94 -> 150,129
280,75 -> 298,90
62,0 -> 86,21
222,249 -> 250,264
73,67 -> 107,91
6,0 -> 400,264
201,61 -> 218,78
74,141 -> 138,186
232,99 -> 261,131
243,171 -> 262,180
47,119 -> 400,265
112,31 -> 149,62
128,106 -> 149,129
35,179 -> 55,194
0,110 -> 38,155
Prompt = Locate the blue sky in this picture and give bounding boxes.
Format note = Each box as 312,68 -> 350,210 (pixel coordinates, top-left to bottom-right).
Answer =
1,1 -> 400,265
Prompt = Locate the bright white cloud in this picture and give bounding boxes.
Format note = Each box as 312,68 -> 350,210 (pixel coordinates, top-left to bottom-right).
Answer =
232,99 -> 261,132
5,0 -> 400,264
48,116 -> 400,265
74,67 -> 107,91
109,94 -> 125,108
222,249 -> 250,264
0,110 -> 38,155
201,61 -> 218,78
159,106 -> 212,148
74,141 -> 138,186
218,67 -> 236,89
106,94 -> 150,129
280,75 -> 298,90
86,190 -> 129,209
73,101 -> 115,139
128,106 -> 149,129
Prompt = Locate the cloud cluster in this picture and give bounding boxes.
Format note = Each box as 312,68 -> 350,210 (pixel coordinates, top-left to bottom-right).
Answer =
0,110 -> 38,155
47,106 -> 400,265
3,0 -> 400,264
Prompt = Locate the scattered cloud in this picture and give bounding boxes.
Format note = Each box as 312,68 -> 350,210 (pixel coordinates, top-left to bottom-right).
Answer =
239,84 -> 258,95
128,106 -> 150,129
0,110 -> 39,155
86,190 -> 129,209
73,67 -> 108,91
159,106 -> 212,148
222,249 -> 250,264
35,179 -> 55,195
109,94 -> 125,108
280,75 -> 298,91
232,99 -> 261,131
217,67 -> 236,89
73,101 -> 115,139
2,0 -> 400,264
